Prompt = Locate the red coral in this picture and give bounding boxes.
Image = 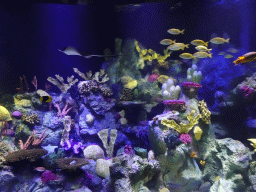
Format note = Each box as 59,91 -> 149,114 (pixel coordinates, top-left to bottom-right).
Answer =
163,100 -> 186,112
181,82 -> 202,98
147,73 -> 159,82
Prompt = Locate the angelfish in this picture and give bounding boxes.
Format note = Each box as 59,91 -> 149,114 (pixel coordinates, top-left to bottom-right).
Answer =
233,52 -> 256,65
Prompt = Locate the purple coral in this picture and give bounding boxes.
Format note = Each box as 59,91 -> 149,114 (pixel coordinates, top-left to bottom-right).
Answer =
124,145 -> 133,155
62,140 -> 84,154
41,170 -> 57,183
240,85 -> 254,100
179,133 -> 192,144
163,100 -> 186,112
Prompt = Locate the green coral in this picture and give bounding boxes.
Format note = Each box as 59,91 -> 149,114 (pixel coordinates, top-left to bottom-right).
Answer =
161,110 -> 201,133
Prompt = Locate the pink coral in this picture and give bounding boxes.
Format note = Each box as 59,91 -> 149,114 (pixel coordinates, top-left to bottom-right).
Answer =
179,133 -> 192,144
147,73 -> 159,82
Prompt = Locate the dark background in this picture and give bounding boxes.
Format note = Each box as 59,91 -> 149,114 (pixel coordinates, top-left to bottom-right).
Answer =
0,0 -> 255,94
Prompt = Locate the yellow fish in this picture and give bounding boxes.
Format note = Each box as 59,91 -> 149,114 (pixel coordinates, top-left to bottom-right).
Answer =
193,51 -> 212,58
167,28 -> 185,35
167,43 -> 189,51
200,160 -> 206,166
224,54 -> 233,59
160,39 -> 176,45
190,151 -> 198,158
227,48 -> 239,53
233,52 -> 256,65
195,46 -> 212,53
210,37 -> 229,44
191,39 -> 208,47
218,52 -> 226,55
179,53 -> 196,60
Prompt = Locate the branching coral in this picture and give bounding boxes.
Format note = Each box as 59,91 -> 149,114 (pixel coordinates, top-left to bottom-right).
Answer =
47,74 -> 78,93
161,110 -> 201,133
134,40 -> 171,63
73,68 -> 109,84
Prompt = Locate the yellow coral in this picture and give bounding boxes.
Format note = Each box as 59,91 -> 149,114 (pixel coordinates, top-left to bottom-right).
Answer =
134,40 -> 171,63
161,110 -> 201,133
121,75 -> 134,85
124,80 -> 138,89
0,106 -> 12,121
198,100 -> 211,124
14,98 -> 31,108
158,75 -> 170,84
194,126 -> 203,140
136,58 -> 145,69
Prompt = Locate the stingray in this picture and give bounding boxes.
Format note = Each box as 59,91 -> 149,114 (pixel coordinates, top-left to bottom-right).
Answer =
58,46 -> 134,59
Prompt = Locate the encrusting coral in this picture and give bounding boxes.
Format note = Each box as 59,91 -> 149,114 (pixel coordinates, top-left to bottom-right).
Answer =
161,110 -> 201,133
198,100 -> 211,124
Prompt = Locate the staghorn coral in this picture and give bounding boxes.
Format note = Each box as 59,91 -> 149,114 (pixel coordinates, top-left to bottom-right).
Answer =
47,74 -> 78,93
161,110 -> 201,133
198,100 -> 211,124
5,148 -> 47,163
74,68 -> 109,84
56,157 -> 89,170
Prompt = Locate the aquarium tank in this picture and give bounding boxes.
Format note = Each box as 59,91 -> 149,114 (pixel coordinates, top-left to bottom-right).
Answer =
1,0 -> 256,191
